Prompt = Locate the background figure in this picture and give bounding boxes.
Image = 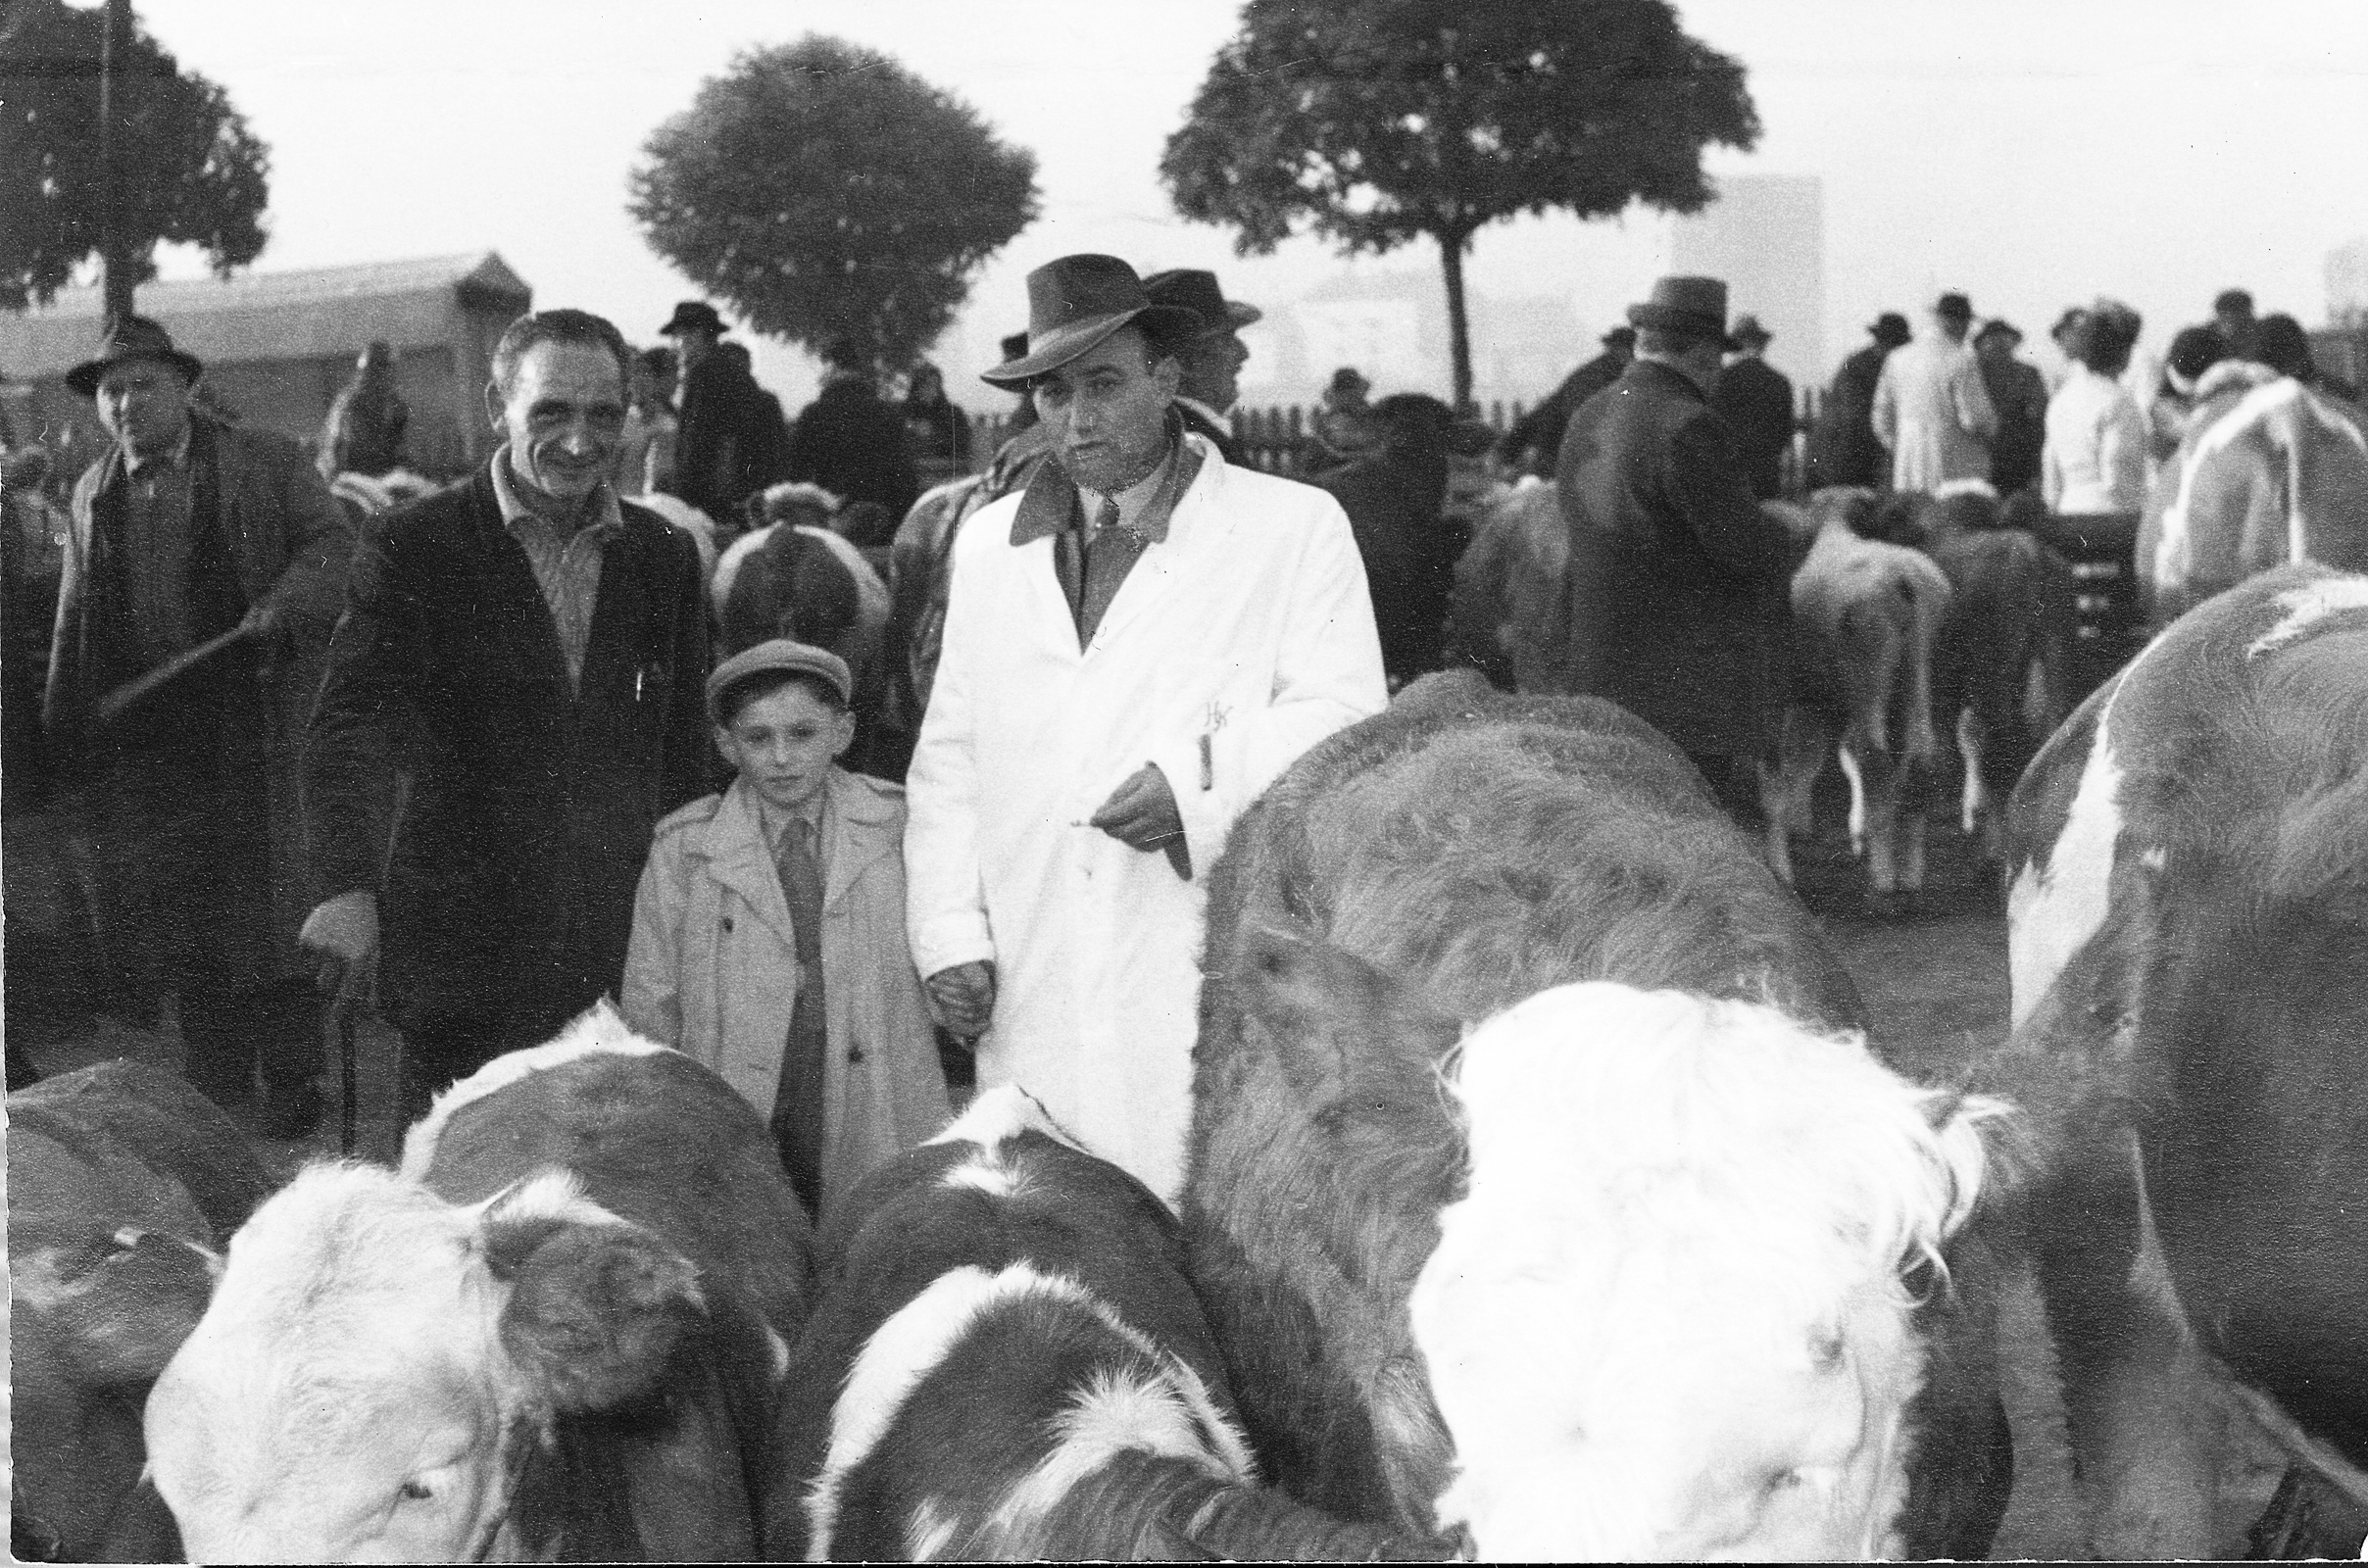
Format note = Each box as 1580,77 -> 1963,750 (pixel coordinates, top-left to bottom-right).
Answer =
316,340 -> 409,480
1805,313 -> 1908,491
47,317 -> 353,1137
786,349 -> 921,521
1315,392 -> 1492,687
619,344 -> 680,498
661,300 -> 773,519
901,363 -> 974,481
1309,366 -> 1382,471
2043,300 -> 2147,519
2257,312 -> 2361,405
1873,291 -> 1998,492
2212,287 -> 2262,364
1710,314 -> 1795,500
1144,268 -> 1261,466
720,342 -> 794,497
1496,323 -> 1635,479
2147,324 -> 2228,465
1975,318 -> 2048,496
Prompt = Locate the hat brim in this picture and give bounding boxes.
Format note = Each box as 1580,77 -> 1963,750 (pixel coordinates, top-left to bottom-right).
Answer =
1627,302 -> 1725,338
981,304 -> 1205,386
1727,327 -> 1772,349
1221,301 -> 1261,330
66,346 -> 204,398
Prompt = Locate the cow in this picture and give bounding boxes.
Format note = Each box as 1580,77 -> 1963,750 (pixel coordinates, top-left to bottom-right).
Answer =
2138,360 -> 2368,631
1758,492 -> 1954,907
141,1004 -> 814,1562
765,1086 -> 1432,1560
1993,561 -> 2368,1558
713,516 -> 894,762
1444,477 -> 1565,693
8,1060 -> 275,1564
1187,673 -> 2021,1559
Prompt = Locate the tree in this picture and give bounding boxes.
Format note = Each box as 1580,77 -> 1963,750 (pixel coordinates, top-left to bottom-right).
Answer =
630,36 -> 1040,376
1161,0 -> 1758,409
0,0 -> 271,314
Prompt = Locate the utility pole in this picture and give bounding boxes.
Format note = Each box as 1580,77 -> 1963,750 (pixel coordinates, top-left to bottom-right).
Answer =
99,0 -> 135,322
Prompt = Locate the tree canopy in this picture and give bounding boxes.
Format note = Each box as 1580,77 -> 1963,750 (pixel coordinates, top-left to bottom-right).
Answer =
0,0 -> 271,313
630,36 -> 1040,377
1161,0 -> 1759,407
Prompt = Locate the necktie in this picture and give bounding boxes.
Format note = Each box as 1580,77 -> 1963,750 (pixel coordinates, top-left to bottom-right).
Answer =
1076,495 -> 1149,646
771,815 -> 829,1215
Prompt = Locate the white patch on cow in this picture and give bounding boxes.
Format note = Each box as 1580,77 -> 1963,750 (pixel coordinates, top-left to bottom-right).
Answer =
398,1002 -> 672,1179
924,1083 -> 1074,1153
10,1246 -> 82,1311
2153,379 -> 2366,601
803,1262 -> 1251,1560
941,1152 -> 1027,1199
1932,476 -> 1998,501
986,1366 -> 1241,1540
764,1324 -> 791,1383
2245,576 -> 2368,658
709,521 -> 774,621
471,1168 -> 631,1234
906,1496 -> 960,1560
1410,982 -> 2010,1561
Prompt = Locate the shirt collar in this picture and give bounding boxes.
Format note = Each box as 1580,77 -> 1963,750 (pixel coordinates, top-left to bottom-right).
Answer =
122,421 -> 193,479
490,443 -> 625,541
1010,426 -> 1206,548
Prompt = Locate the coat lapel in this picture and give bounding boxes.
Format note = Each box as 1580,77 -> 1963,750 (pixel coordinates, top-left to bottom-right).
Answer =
1087,438 -> 1231,652
822,769 -> 898,912
580,514 -> 651,705
693,781 -> 797,946
470,472 -> 572,688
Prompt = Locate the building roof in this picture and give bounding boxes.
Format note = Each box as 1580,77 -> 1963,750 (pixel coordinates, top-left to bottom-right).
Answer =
0,252 -> 532,381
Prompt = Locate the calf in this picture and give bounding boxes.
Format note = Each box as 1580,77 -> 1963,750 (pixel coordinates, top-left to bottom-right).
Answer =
1759,494 -> 1954,904
1188,675 -> 2019,1559
8,1061 -> 273,1563
143,1004 -> 813,1562
1444,477 -> 1566,692
2138,362 -> 2368,630
766,1087 -> 1427,1560
1995,561 -> 2368,1557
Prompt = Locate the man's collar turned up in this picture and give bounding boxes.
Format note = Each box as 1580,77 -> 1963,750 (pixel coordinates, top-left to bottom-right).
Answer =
1011,427 -> 1205,549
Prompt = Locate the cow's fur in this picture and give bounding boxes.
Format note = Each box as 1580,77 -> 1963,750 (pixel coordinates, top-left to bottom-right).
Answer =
1990,563 -> 2368,1557
1761,496 -> 1955,900
1188,680 -> 2020,1557
1445,477 -> 1566,691
713,519 -> 893,763
7,1061 -> 271,1564
765,1088 -> 1428,1560
145,1005 -> 812,1562
2138,367 -> 2368,630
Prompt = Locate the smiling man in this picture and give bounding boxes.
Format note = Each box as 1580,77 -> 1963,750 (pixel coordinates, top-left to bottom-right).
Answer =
302,309 -> 713,1115
905,254 -> 1386,1200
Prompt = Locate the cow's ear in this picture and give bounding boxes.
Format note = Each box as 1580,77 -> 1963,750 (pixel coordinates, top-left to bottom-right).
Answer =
481,1198 -> 705,1415
57,1230 -> 220,1384
1235,925 -> 1458,1115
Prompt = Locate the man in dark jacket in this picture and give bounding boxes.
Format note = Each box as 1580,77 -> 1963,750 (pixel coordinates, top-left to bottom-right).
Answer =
786,356 -> 921,520
660,300 -> 774,518
301,309 -> 713,1112
1805,312 -> 1910,490
1974,318 -> 2048,495
1316,393 -> 1489,687
1711,315 -> 1796,500
1555,276 -> 1802,817
1497,324 -> 1635,477
47,317 -> 353,1135
1143,269 -> 1260,466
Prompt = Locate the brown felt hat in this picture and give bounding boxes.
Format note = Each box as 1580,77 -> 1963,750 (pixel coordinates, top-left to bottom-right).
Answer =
1627,276 -> 1728,339
1142,269 -> 1262,335
66,315 -> 204,397
982,255 -> 1205,386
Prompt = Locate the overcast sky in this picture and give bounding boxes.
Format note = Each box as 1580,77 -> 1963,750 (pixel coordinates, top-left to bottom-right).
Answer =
125,0 -> 2368,407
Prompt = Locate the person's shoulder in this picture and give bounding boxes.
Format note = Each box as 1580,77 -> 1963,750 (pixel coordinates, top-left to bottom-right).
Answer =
652,792 -> 726,841
215,419 -> 313,472
951,487 -> 1024,560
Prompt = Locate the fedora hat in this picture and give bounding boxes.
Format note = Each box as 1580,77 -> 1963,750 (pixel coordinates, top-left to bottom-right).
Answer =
66,315 -> 203,397
1868,312 -> 1912,348
1626,276 -> 1727,339
1141,269 -> 1262,335
982,255 -> 1205,386
1726,313 -> 1772,350
658,300 -> 727,338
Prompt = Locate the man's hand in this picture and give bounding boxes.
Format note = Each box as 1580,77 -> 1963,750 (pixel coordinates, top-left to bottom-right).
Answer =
1088,763 -> 1184,852
299,889 -> 379,998
924,960 -> 996,1038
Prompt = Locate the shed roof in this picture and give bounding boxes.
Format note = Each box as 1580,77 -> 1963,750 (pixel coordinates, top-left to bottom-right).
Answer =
0,252 -> 532,380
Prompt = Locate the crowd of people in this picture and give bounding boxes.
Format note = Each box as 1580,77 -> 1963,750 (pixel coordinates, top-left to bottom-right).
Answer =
2,243 -> 2353,1215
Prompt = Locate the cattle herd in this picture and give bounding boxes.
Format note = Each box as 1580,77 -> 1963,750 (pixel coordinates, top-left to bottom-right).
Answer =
9,368 -> 2368,1561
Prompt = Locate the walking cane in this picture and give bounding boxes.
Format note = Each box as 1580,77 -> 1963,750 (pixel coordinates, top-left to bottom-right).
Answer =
331,981 -> 362,1156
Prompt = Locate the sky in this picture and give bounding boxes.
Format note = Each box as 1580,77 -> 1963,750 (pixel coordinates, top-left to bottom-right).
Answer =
98,0 -> 2368,410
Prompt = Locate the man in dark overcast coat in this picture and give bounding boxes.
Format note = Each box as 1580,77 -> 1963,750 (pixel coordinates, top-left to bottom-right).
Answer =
1496,324 -> 1635,477
1710,314 -> 1796,500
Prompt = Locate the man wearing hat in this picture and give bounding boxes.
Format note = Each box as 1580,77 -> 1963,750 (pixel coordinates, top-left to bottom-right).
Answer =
658,299 -> 770,518
1554,276 -> 1801,816
45,315 -> 352,1135
1973,318 -> 2048,495
905,253 -> 1386,1200
1496,323 -> 1636,478
1711,314 -> 1796,500
1142,269 -> 1260,466
303,308 -> 714,1116
1806,312 -> 1911,490
1873,292 -> 1999,492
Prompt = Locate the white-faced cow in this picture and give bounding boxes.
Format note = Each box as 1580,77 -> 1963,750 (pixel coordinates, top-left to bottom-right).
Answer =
765,1086 -> 1434,1560
142,1004 -> 813,1562
1759,492 -> 1955,906
9,1060 -> 273,1563
1188,673 -> 2021,1560
2138,361 -> 2368,631
1995,561 -> 2368,1557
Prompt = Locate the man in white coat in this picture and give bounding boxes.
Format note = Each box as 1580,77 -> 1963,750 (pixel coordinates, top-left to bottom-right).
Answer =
1872,291 -> 1999,492
905,254 -> 1387,1201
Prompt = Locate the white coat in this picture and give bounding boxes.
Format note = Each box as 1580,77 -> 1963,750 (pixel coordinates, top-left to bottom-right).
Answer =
1872,334 -> 1999,492
905,435 -> 1387,1201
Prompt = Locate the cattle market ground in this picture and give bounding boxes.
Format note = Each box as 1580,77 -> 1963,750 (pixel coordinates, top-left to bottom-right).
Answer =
0,790 -> 2301,1559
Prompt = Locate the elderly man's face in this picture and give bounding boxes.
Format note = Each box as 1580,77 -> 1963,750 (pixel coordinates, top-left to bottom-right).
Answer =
1033,326 -> 1180,494
94,359 -> 193,459
1179,329 -> 1251,415
487,340 -> 628,512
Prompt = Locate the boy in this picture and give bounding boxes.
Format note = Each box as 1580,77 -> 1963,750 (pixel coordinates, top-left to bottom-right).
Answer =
623,639 -> 947,1218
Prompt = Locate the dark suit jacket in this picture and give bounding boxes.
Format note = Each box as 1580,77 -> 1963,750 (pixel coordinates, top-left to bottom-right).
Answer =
673,358 -> 777,517
1806,344 -> 1894,490
786,379 -> 921,519
1554,359 -> 1801,758
1711,355 -> 1797,500
1315,450 -> 1460,685
1498,352 -> 1627,475
305,466 -> 713,1042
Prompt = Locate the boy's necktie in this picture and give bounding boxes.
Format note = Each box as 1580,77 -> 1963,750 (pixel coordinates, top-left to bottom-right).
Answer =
772,815 -> 828,1215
